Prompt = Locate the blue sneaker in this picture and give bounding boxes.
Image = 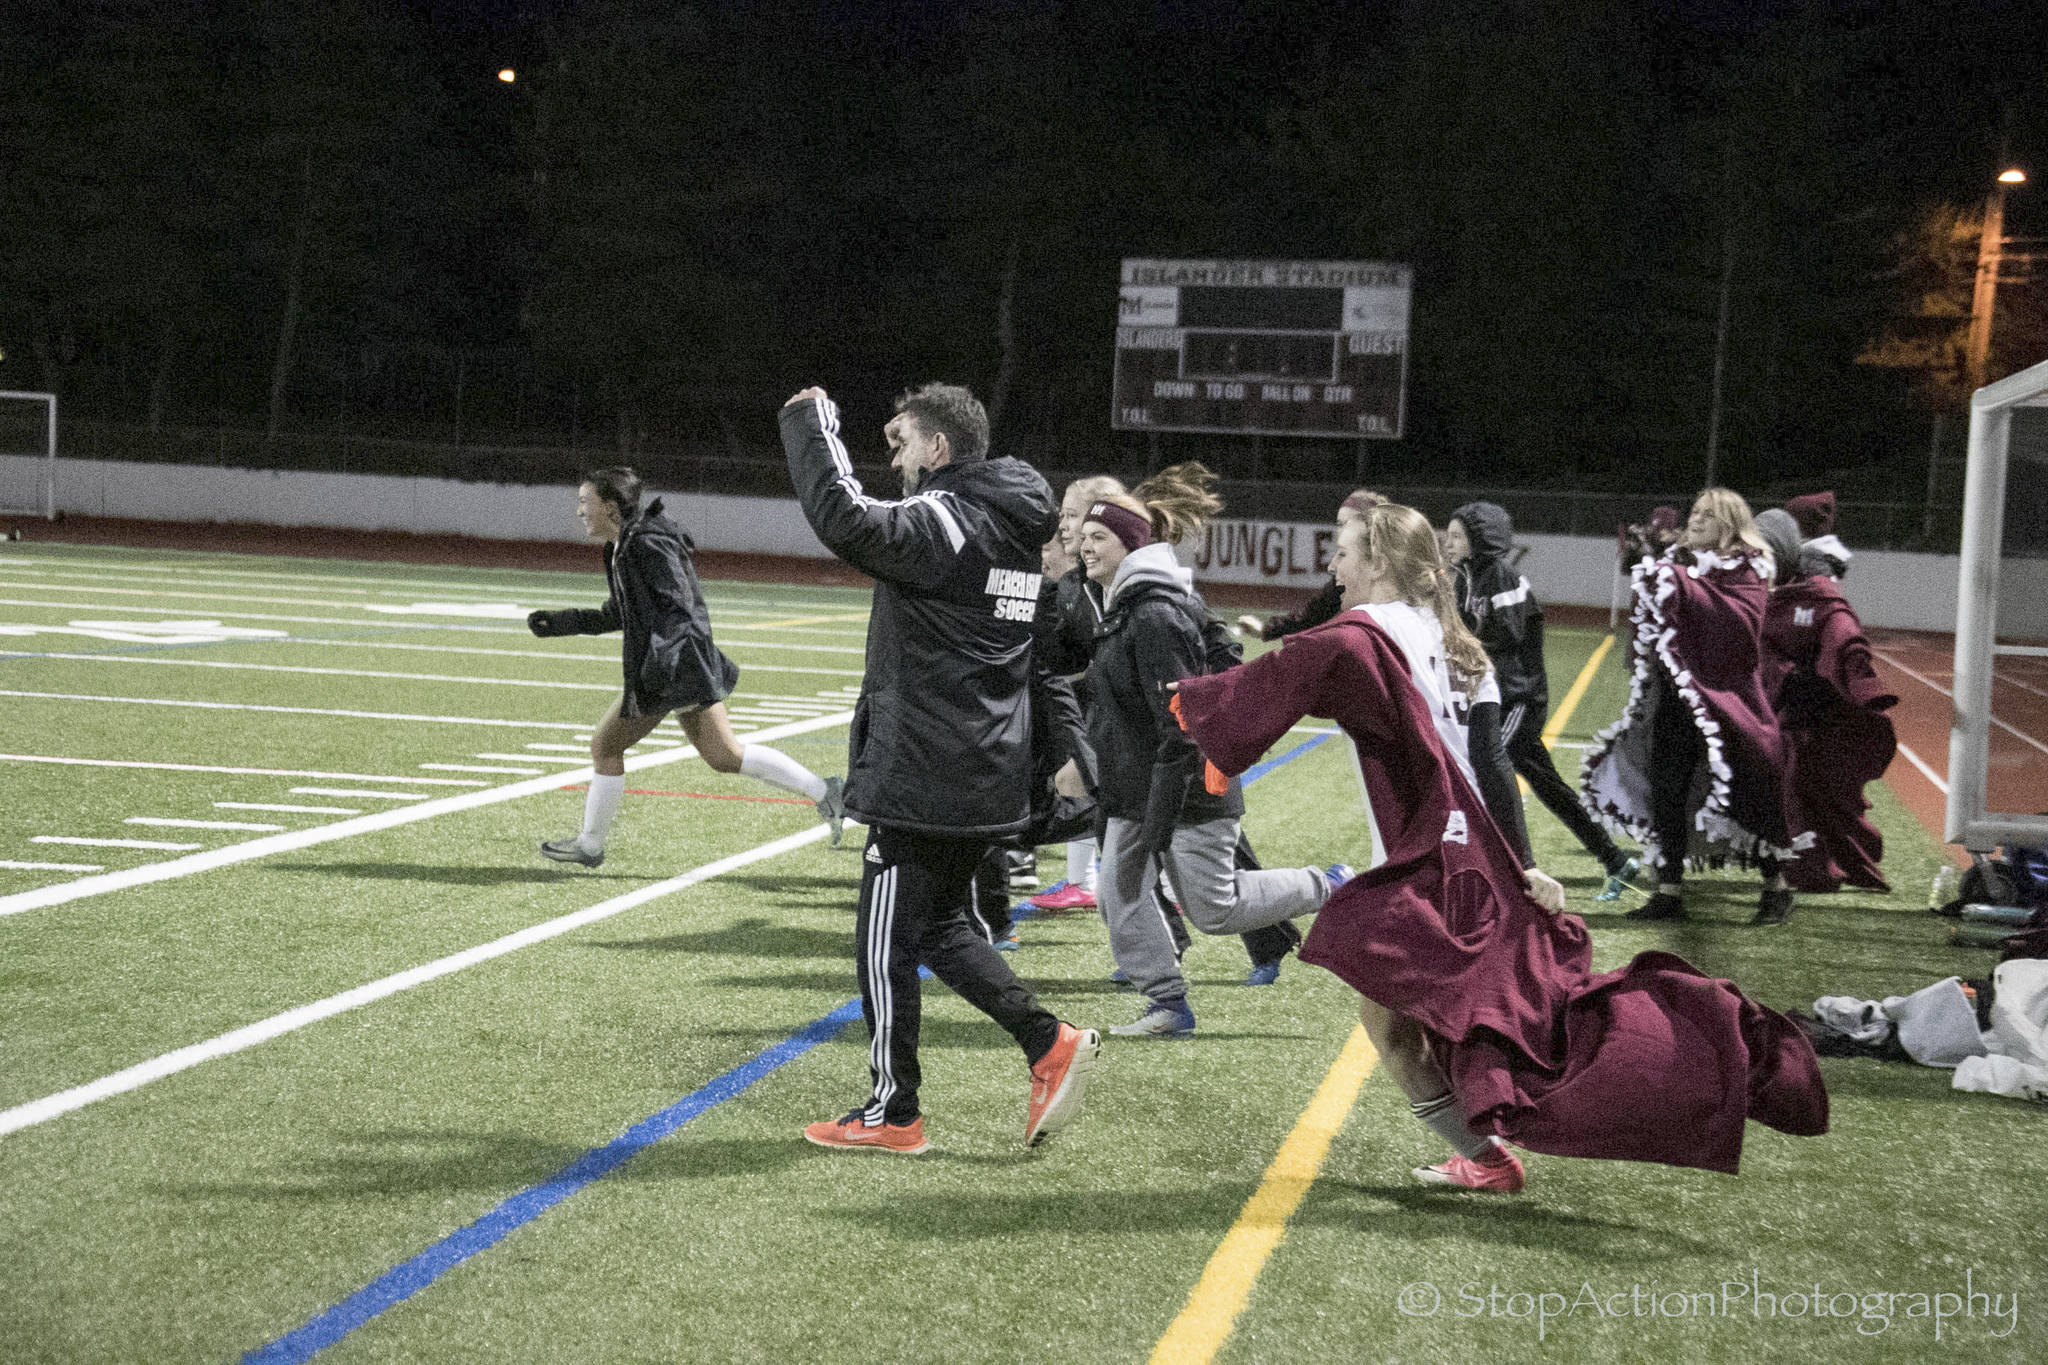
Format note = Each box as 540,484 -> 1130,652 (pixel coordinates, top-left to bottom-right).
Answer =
1109,998 -> 1196,1037
1595,855 -> 1641,903
1246,960 -> 1281,987
993,931 -> 1020,953
1324,863 -> 1354,894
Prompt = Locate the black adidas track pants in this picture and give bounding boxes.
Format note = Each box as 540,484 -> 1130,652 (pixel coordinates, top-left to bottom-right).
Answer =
855,825 -> 1061,1126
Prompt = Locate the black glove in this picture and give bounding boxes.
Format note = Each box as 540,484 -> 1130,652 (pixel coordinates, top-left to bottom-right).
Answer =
1139,764 -> 1191,859
528,609 -> 566,638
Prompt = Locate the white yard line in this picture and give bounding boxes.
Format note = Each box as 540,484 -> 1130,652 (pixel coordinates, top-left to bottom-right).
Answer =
290,788 -> 430,801
125,818 -> 286,833
3,653 -> 621,692
0,710 -> 852,918
278,635 -> 866,659
1894,741 -> 1950,795
0,595 -> 531,633
2,556 -> 867,612
421,763 -> 541,775
0,754 -> 484,784
216,802 -> 360,815
2,860 -> 105,873
473,751 -> 586,765
1873,648 -> 2048,758
0,688 -> 591,730
0,820 -> 838,1138
34,836 -> 203,851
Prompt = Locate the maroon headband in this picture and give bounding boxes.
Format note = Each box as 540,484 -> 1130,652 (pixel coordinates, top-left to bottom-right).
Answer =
1086,501 -> 1155,553
1340,490 -> 1381,516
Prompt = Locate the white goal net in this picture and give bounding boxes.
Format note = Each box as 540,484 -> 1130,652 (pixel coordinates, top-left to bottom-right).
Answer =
0,390 -> 57,520
1948,358 -> 2048,852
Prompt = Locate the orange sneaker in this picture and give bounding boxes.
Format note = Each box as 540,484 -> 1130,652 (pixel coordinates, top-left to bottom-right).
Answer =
1412,1140 -> 1525,1192
1025,1023 -> 1100,1147
802,1110 -> 930,1155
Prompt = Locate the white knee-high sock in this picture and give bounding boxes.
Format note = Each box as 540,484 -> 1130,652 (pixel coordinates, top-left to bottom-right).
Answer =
1409,1091 -> 1491,1159
739,745 -> 826,802
1067,838 -> 1097,891
581,773 -> 626,850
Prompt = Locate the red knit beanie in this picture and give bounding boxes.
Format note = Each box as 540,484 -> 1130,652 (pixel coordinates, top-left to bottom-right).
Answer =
1785,491 -> 1836,539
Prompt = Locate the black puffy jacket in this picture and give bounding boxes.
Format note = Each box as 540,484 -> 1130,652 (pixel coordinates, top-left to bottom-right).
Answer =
1035,566 -> 1105,677
782,394 -> 1055,837
541,498 -> 738,717
1085,544 -> 1244,847
1450,500 -> 1548,713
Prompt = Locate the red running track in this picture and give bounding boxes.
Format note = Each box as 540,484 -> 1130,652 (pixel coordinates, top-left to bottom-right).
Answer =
1867,629 -> 2048,866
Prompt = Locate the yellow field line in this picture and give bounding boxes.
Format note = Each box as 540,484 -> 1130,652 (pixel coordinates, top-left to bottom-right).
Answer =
1543,633 -> 1615,743
1147,1025 -> 1380,1365
1151,636 -> 1620,1362
721,612 -> 870,629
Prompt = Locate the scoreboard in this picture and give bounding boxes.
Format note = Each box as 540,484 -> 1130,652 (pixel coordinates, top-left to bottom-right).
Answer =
1112,258 -> 1411,440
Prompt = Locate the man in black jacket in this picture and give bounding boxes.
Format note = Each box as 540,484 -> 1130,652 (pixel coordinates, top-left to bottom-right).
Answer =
780,383 -> 1099,1155
1447,501 -> 1638,898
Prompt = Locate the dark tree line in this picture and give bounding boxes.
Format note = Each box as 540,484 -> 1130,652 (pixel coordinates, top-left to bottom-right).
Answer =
2,0 -> 2044,494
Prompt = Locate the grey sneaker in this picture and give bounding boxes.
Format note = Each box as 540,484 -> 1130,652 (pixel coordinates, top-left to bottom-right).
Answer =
540,837 -> 603,867
816,775 -> 847,848
1108,999 -> 1196,1038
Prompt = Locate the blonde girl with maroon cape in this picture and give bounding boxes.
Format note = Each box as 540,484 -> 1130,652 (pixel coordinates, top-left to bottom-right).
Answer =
1582,488 -> 1808,925
1173,505 -> 1828,1190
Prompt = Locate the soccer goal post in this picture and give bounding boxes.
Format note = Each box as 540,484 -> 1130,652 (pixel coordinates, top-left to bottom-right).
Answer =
0,390 -> 57,520
1947,356 -> 2048,851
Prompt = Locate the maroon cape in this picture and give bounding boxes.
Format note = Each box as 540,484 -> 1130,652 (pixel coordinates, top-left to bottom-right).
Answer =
1763,576 -> 1897,892
1582,548 -> 1802,867
1176,611 -> 1827,1174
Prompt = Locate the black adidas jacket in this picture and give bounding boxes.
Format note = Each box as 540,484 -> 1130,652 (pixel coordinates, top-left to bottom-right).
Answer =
530,498 -> 738,718
781,394 -> 1055,837
1450,500 -> 1548,713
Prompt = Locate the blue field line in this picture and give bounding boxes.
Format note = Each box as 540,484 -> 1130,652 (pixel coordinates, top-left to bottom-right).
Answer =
243,996 -> 864,1365
1241,730 -> 1335,784
240,722 -> 1335,1361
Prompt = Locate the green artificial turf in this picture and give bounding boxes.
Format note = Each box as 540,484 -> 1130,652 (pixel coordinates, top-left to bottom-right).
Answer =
1,543 -> 2042,1364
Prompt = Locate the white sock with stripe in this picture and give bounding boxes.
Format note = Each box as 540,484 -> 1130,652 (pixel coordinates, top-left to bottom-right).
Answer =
1410,1092 -> 1491,1159
580,773 -> 626,851
739,745 -> 826,802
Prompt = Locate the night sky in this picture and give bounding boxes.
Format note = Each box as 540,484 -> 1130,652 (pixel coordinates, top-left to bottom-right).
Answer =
3,0 -> 2045,504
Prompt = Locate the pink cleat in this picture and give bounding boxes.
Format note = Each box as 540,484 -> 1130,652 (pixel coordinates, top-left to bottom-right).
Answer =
1412,1140 -> 1526,1193
1027,880 -> 1097,913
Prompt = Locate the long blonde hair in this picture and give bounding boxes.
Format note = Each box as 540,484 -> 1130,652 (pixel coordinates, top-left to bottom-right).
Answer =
1693,487 -> 1769,557
1346,505 -> 1492,687
1126,461 -> 1224,542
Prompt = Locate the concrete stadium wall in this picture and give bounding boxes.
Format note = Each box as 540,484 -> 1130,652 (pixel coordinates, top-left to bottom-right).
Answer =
0,452 -> 832,559
6,454 -> 2045,638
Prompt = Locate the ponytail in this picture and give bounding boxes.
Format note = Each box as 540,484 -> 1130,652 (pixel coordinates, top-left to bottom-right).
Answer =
1131,461 -> 1224,543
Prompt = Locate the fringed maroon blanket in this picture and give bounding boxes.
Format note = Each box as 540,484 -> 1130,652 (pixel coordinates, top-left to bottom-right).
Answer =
1176,612 -> 1828,1174
1582,548 -> 1799,866
1763,576 -> 1897,892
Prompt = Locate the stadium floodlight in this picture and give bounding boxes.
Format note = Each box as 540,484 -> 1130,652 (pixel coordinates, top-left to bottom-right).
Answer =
0,390 -> 56,521
1948,355 -> 2048,852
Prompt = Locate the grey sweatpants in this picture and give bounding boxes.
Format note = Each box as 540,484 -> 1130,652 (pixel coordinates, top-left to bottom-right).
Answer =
1099,817 -> 1189,1006
1100,816 -> 1330,1003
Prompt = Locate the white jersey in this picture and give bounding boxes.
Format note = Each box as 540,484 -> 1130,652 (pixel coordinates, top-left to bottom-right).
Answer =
1350,600 -> 1498,788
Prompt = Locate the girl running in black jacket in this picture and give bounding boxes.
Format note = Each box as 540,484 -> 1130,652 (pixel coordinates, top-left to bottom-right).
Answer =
527,468 -> 845,866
